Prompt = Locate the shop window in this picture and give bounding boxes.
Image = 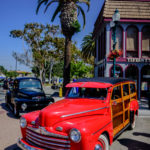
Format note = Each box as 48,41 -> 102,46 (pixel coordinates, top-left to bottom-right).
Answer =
141,65 -> 150,97
112,86 -> 122,100
111,26 -> 123,50
142,26 -> 150,58
126,26 -> 138,57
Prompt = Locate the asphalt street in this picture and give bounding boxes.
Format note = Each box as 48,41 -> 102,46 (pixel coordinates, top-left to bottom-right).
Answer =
0,87 -> 150,150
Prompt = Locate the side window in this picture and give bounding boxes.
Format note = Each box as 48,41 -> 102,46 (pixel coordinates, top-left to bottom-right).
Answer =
123,84 -> 129,96
111,85 -> 121,100
130,83 -> 136,94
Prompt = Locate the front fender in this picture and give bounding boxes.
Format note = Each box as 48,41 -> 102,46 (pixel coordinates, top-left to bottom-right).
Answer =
130,99 -> 139,115
54,114 -> 113,148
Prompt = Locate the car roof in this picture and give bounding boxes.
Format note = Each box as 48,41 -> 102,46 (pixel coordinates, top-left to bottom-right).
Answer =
15,77 -> 41,81
75,77 -> 134,84
66,77 -> 134,88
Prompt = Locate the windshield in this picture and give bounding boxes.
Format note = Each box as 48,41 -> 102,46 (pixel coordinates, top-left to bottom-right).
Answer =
67,87 -> 107,100
19,79 -> 42,90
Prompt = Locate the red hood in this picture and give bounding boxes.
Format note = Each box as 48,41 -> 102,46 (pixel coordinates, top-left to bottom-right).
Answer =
39,98 -> 108,127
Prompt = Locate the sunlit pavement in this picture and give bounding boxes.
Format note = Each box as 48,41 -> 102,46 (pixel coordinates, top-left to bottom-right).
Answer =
0,87 -> 150,150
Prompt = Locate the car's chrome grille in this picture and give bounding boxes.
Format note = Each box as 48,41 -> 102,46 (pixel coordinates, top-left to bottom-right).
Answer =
26,127 -> 70,150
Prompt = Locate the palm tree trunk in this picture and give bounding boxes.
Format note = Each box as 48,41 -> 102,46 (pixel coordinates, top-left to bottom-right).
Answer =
63,36 -> 72,95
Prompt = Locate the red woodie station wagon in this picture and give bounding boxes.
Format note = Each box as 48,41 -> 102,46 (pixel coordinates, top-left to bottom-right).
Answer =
17,77 -> 139,150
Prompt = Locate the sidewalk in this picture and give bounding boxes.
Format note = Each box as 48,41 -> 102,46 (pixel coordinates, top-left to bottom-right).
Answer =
43,85 -> 64,102
138,98 -> 150,117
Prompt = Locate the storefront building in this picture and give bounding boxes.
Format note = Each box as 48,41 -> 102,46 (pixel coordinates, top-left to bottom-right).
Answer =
93,0 -> 150,99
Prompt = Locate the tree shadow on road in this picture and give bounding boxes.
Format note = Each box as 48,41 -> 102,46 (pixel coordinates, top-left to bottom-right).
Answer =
133,132 -> 150,138
4,143 -> 21,150
0,103 -> 19,119
118,138 -> 150,150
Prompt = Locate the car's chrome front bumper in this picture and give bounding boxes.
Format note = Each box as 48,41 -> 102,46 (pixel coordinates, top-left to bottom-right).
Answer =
17,138 -> 42,150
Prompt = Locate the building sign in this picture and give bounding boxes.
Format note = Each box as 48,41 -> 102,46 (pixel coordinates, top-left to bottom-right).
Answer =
127,58 -> 150,62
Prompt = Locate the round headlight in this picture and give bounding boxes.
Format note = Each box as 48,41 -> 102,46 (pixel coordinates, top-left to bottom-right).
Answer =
95,144 -> 102,150
21,103 -> 27,111
70,128 -> 81,143
20,117 -> 27,128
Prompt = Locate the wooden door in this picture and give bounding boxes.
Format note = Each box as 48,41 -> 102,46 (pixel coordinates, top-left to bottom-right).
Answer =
122,83 -> 130,127
111,85 -> 124,136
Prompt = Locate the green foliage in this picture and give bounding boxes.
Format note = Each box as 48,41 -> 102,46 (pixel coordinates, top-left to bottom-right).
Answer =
52,61 -> 64,77
32,66 -> 39,77
0,66 -> 7,74
10,30 -> 23,38
71,20 -> 81,33
71,61 -> 93,79
81,32 -> 95,65
10,23 -> 60,81
5,71 -> 18,78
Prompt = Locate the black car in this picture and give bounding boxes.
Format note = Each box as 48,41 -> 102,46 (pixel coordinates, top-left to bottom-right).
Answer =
5,77 -> 54,117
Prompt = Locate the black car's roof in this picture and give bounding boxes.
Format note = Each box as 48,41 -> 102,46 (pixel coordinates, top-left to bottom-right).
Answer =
15,77 -> 40,81
74,77 -> 134,85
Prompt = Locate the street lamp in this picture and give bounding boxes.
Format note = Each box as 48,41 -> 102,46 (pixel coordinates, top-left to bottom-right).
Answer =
110,9 -> 120,77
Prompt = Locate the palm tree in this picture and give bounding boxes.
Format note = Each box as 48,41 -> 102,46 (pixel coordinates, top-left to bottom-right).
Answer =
36,0 -> 90,94
81,32 -> 95,64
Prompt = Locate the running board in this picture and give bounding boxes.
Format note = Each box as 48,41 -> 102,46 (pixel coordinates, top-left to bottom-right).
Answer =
114,123 -> 130,139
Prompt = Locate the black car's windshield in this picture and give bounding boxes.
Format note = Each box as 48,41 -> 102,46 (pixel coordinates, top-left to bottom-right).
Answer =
19,79 -> 42,90
67,87 -> 108,100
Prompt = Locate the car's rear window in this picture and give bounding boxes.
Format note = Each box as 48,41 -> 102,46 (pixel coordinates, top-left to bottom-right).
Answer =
67,87 -> 108,100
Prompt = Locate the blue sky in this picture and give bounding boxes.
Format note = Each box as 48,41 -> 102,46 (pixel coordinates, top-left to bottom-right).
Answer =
0,0 -> 103,72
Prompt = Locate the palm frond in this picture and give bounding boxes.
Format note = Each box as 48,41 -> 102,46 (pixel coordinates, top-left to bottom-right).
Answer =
77,5 -> 86,28
44,0 -> 59,13
51,4 -> 61,22
81,33 -> 95,59
78,0 -> 90,11
36,0 -> 48,14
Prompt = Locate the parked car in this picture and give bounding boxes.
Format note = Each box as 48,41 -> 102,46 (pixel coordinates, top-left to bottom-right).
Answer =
5,77 -> 54,117
0,78 -> 5,87
17,77 -> 138,150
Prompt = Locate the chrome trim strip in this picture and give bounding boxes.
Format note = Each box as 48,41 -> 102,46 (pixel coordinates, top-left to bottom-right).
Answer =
92,121 -> 112,135
27,138 -> 70,150
26,130 -> 70,144
27,126 -> 69,139
27,135 -> 70,148
61,107 -> 109,118
17,138 -> 41,150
